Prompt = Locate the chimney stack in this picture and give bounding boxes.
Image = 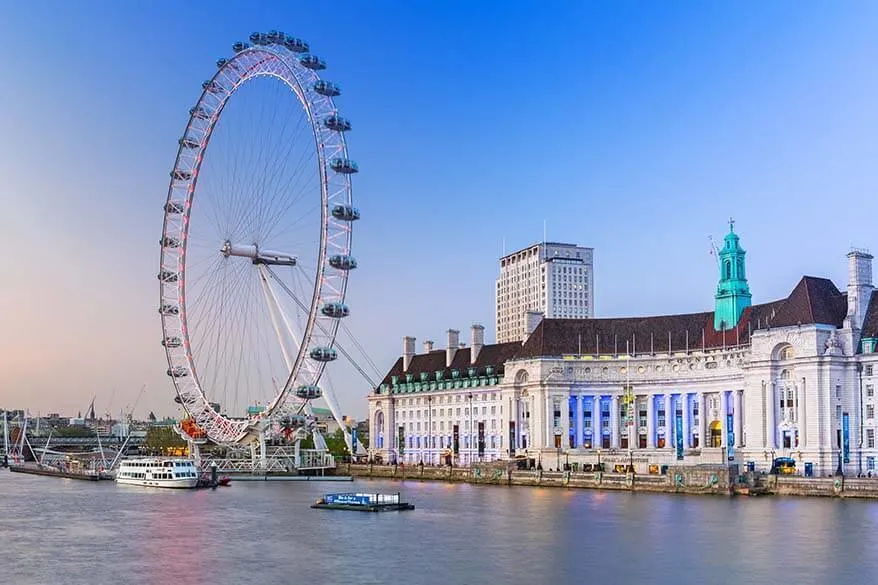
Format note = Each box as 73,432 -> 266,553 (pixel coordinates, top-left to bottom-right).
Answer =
423,340 -> 434,353
403,336 -> 416,371
471,323 -> 485,363
845,249 -> 874,332
446,329 -> 460,367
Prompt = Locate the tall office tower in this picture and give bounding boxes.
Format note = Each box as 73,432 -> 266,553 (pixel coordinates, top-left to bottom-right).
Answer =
495,242 -> 594,343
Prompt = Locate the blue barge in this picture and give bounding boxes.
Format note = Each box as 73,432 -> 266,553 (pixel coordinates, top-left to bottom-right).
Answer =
311,492 -> 415,512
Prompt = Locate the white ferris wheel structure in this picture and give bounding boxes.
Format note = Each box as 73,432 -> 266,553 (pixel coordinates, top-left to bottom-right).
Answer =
158,30 -> 369,458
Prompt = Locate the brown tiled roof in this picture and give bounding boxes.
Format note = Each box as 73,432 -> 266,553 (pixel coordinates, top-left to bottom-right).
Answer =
378,277 -> 850,377
379,341 -> 521,386
517,276 -> 847,359
768,276 -> 846,328
861,293 -> 878,338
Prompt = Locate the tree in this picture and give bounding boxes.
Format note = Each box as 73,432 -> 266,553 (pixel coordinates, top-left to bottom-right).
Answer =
55,425 -> 96,438
144,427 -> 185,454
325,428 -> 350,458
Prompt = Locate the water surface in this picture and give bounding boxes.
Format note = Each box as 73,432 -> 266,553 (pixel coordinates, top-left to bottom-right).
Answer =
1,472 -> 875,584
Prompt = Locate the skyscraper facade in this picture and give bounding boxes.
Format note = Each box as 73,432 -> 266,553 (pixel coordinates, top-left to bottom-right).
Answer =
495,242 -> 594,343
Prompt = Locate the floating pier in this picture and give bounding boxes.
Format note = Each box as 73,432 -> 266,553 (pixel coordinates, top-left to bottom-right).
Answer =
311,492 -> 415,512
9,464 -> 110,481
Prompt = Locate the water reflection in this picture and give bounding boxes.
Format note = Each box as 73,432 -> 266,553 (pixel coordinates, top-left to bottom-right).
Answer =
2,473 -> 878,585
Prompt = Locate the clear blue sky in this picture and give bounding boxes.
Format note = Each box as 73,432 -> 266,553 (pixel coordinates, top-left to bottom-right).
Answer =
1,1 -> 877,419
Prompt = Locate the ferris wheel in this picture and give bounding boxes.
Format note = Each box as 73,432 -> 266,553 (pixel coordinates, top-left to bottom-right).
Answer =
158,31 -> 359,446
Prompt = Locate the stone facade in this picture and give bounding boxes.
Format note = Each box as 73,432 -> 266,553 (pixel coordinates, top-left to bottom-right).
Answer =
370,227 -> 878,478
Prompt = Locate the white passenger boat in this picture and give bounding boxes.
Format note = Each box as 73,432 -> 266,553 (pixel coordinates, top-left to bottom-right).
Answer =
115,457 -> 200,489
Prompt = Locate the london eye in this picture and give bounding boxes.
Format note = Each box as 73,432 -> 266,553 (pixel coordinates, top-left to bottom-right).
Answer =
158,31 -> 359,449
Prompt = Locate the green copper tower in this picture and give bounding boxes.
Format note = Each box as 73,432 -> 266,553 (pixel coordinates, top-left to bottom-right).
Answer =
714,219 -> 751,331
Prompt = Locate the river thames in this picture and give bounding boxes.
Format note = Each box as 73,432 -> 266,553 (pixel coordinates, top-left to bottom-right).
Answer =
2,472 -> 878,584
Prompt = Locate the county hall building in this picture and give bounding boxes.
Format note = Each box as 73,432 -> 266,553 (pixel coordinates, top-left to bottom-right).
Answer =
368,224 -> 878,477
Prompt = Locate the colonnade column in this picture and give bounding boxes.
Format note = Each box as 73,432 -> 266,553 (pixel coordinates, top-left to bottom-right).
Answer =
698,392 -> 707,448
610,396 -> 620,449
646,394 -> 655,448
665,394 -> 675,450
593,395 -> 602,448
720,391 -> 729,448
681,392 -> 690,449
575,395 -> 584,448
544,394 -> 552,449
560,394 -> 570,450
765,383 -> 776,449
734,390 -> 744,448
797,379 -> 807,448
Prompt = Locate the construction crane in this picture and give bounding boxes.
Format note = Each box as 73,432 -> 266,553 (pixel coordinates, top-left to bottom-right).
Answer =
708,235 -> 721,270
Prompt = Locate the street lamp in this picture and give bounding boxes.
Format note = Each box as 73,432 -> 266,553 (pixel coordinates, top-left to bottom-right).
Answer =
554,427 -> 562,471
597,448 -> 602,472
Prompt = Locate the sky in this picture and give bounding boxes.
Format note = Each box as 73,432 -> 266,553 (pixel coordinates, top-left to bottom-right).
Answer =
1,1 -> 878,421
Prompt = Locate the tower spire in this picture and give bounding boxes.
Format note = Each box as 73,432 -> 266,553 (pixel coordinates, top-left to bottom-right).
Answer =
714,221 -> 751,331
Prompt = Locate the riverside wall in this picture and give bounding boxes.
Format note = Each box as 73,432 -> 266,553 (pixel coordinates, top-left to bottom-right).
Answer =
344,463 -> 878,499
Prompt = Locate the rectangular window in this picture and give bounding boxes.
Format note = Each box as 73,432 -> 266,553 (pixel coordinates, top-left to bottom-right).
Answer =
836,405 -> 842,419
868,385 -> 874,398
869,405 -> 875,419
836,385 -> 842,399
869,457 -> 876,471
869,429 -> 876,449
868,365 -> 874,377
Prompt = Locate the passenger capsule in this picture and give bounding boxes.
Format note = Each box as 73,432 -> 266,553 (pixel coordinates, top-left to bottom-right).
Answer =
216,58 -> 228,68
167,366 -> 189,378
171,169 -> 192,181
313,80 -> 341,97
329,255 -> 357,270
202,80 -> 225,94
269,30 -> 287,43
282,414 -> 309,427
284,36 -> 309,53
321,302 -> 350,318
324,115 -> 351,132
165,201 -> 185,214
310,347 -> 338,362
331,205 -> 360,221
189,106 -> 211,120
174,391 -> 198,404
157,270 -> 178,283
162,336 -> 183,348
250,32 -> 268,45
159,304 -> 180,316
232,41 -> 249,53
299,54 -> 326,70
295,385 -> 323,400
330,158 -> 358,174
179,137 -> 200,149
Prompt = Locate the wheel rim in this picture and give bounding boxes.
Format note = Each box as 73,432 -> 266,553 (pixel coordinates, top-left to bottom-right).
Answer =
158,37 -> 357,445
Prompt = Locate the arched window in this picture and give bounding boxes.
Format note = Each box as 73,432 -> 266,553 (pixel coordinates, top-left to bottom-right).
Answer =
723,260 -> 731,280
780,346 -> 794,361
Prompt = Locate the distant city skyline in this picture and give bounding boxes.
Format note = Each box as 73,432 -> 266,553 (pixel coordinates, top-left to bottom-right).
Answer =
1,1 -> 878,420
